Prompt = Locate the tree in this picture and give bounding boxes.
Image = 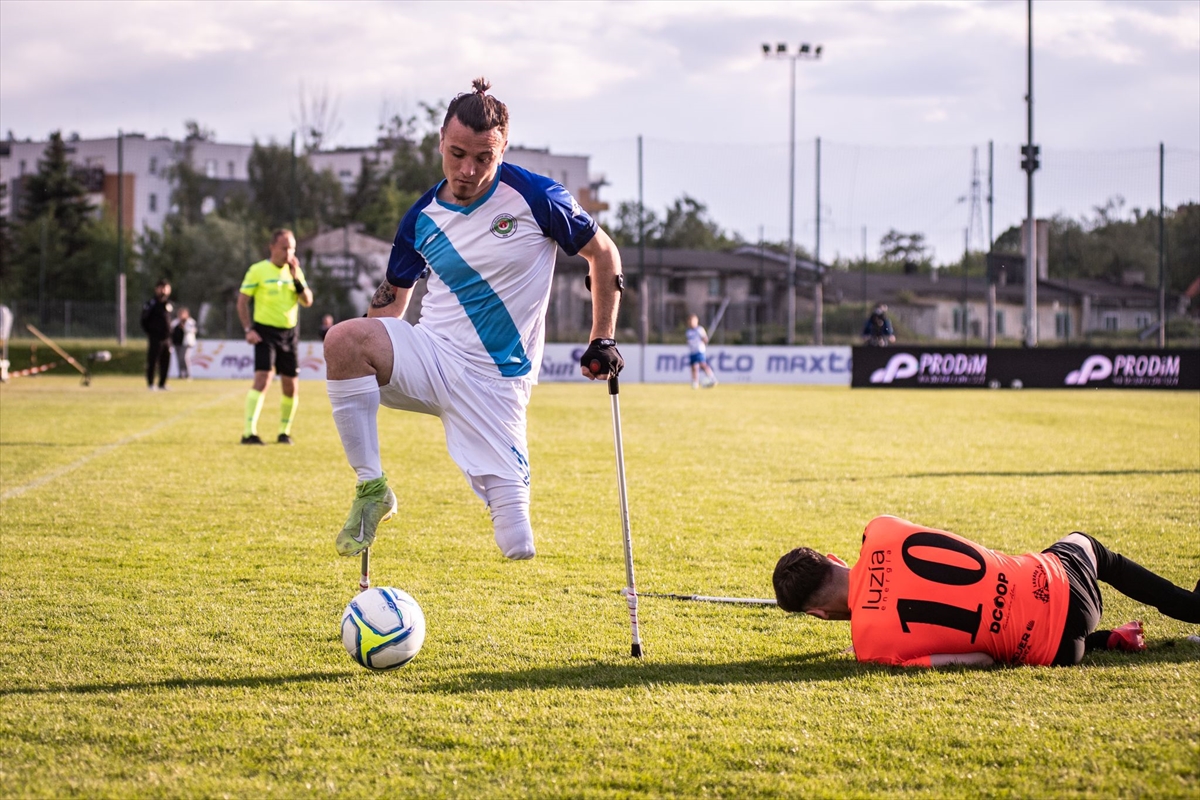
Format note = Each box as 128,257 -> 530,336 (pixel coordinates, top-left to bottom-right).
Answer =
17,131 -> 94,248
381,103 -> 445,194
139,212 -> 261,331
296,83 -> 343,154
879,229 -> 931,269
342,103 -> 446,240
168,140 -> 218,225
607,200 -> 660,248
0,181 -> 11,289
657,195 -> 733,249
993,199 -> 1199,294
606,194 -> 734,251
4,131 -> 117,302
184,120 -> 216,143
246,141 -> 344,235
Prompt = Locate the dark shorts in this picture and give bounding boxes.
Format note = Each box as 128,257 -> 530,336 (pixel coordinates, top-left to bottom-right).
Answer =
689,352 -> 707,366
1043,534 -> 1104,666
253,323 -> 299,377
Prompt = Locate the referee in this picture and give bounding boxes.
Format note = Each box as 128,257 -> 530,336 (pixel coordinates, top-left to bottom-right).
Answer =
236,229 -> 313,445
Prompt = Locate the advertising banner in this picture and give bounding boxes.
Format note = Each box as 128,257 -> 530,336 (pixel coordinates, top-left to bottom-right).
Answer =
538,344 -> 853,385
852,346 -> 1200,390
187,340 -> 329,380
186,340 -> 853,386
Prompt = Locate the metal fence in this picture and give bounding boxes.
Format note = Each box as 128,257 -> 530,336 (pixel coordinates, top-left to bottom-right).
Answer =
0,299 -> 360,342
569,137 -> 1200,268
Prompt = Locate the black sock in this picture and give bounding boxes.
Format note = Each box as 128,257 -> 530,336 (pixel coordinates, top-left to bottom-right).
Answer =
1085,631 -> 1112,652
1087,535 -> 1200,624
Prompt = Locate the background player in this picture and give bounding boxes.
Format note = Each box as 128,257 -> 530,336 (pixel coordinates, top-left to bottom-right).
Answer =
773,515 -> 1199,667
236,229 -> 313,445
685,313 -> 717,389
323,77 -> 624,562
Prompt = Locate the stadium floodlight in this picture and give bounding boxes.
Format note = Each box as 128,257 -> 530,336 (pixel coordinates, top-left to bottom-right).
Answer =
761,42 -> 823,345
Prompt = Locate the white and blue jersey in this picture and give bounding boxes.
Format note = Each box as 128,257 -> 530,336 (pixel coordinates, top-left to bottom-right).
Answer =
387,162 -> 597,380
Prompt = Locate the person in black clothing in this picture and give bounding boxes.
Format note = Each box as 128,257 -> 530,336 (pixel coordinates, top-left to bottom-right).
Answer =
862,303 -> 896,347
141,279 -> 173,390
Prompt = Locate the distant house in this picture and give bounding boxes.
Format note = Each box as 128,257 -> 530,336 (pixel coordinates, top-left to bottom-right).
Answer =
297,225 -> 426,325
290,232 -> 1170,345
824,267 -> 1163,342
550,245 -> 815,342
547,245 -> 1169,345
1,134 -> 609,237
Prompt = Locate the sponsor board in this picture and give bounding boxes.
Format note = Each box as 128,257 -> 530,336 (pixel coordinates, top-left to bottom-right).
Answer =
187,340 -> 327,380
538,344 -> 853,385
185,341 -> 851,385
853,346 -> 1199,390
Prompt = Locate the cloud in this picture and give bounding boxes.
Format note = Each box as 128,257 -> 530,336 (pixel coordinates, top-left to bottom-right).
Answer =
1,0 -> 1195,261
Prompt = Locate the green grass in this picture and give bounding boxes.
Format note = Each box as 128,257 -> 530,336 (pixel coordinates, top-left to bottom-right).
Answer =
1,377 -> 1197,799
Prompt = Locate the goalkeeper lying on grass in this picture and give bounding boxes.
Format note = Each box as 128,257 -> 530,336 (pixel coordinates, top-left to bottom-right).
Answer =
773,515 -> 1199,667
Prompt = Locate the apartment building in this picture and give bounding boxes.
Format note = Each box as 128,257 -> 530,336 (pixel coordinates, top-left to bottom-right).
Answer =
0,132 -> 607,235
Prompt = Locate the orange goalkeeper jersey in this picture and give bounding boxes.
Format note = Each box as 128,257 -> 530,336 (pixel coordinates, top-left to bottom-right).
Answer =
848,516 -> 1070,667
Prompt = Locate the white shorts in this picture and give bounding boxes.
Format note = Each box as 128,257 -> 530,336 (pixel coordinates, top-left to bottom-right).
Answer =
375,317 -> 532,501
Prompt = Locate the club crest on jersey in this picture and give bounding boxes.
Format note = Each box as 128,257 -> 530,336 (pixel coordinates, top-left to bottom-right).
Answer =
491,213 -> 518,239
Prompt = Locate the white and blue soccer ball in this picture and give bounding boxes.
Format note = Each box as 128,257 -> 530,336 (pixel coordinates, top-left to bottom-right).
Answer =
340,587 -> 426,670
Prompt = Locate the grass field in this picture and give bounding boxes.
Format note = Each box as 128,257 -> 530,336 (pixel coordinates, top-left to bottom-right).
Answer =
1,376 -> 1197,798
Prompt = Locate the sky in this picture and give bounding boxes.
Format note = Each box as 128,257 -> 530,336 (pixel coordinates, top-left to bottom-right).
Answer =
2,0 -> 1198,265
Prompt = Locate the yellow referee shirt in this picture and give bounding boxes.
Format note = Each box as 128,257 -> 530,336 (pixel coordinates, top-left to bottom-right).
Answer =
240,259 -> 307,329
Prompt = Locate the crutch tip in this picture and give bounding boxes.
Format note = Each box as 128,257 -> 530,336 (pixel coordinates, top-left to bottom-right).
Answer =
631,643 -> 643,658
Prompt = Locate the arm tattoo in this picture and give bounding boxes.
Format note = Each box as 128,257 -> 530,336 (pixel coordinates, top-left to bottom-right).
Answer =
371,282 -> 396,309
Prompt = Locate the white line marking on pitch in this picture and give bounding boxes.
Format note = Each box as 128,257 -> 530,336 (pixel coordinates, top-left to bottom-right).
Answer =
1,391 -> 240,502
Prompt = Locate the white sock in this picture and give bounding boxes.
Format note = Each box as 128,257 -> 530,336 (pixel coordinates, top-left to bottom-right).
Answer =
327,375 -> 383,483
482,477 -> 535,560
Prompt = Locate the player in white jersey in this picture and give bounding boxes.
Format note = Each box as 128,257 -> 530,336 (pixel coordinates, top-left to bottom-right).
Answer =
685,314 -> 718,389
323,77 -> 625,561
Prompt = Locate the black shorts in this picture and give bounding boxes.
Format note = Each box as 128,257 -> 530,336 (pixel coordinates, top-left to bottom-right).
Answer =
252,323 -> 299,377
1043,534 -> 1104,666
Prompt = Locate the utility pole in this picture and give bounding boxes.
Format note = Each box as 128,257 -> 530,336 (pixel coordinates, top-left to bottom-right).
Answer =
1158,142 -> 1166,348
813,136 -> 823,345
962,228 -> 969,344
290,131 -> 297,231
986,140 -> 996,348
638,135 -> 648,379
116,130 -> 126,344
1022,0 -> 1039,347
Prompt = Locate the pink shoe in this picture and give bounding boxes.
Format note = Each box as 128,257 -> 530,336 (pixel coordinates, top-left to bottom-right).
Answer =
1107,620 -> 1145,652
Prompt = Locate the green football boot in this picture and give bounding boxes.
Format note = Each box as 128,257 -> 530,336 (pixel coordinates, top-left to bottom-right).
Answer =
335,476 -> 398,557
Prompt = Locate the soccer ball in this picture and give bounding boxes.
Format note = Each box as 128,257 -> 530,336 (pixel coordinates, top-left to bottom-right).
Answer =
340,587 -> 426,670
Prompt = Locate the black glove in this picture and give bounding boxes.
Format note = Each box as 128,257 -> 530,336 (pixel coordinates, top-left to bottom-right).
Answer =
580,338 -> 624,377
293,279 -> 308,295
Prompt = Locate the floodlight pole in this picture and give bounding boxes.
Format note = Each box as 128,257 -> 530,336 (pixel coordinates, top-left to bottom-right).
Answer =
762,42 -> 822,345
1023,0 -> 1038,348
117,129 -> 126,345
814,135 -> 823,345
1158,142 -> 1165,348
788,56 -> 796,345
